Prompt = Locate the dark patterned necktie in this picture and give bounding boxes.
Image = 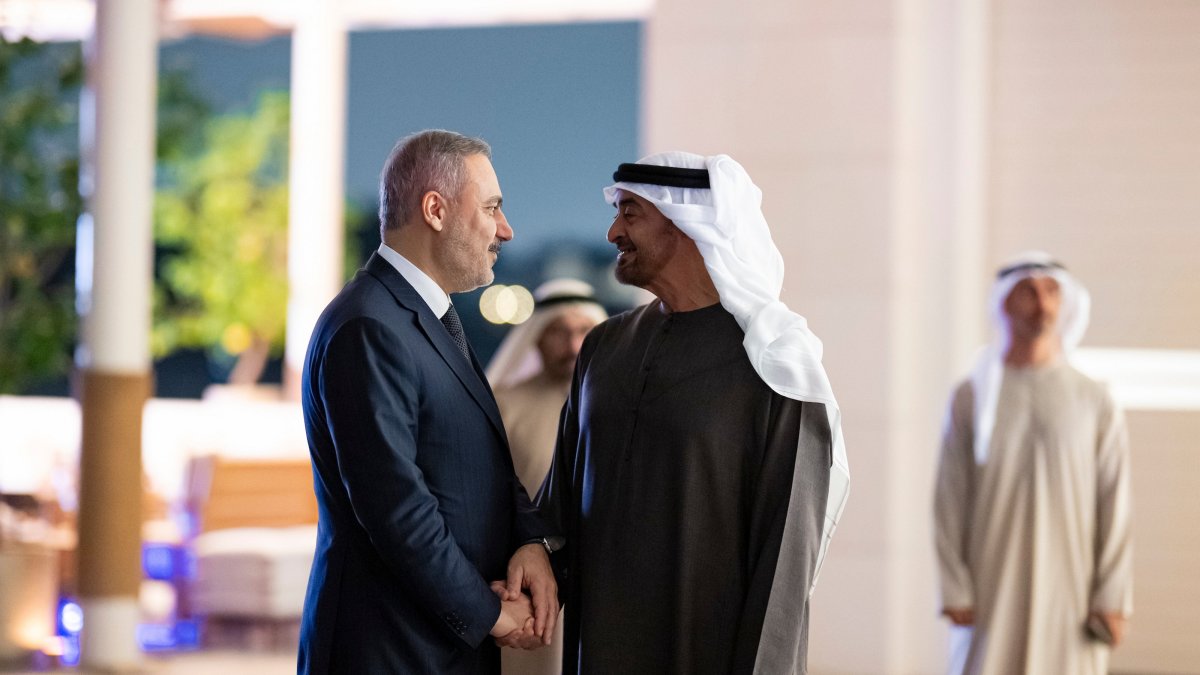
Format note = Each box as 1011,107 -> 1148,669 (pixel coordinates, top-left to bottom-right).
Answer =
439,303 -> 471,361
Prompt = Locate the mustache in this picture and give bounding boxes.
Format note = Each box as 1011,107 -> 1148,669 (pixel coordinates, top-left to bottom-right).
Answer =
488,241 -> 503,254
613,237 -> 635,253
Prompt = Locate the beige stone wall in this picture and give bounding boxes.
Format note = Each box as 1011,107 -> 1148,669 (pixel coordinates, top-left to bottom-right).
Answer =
646,1 -> 949,672
988,0 -> 1200,351
989,2 -> 1200,672
645,0 -> 1200,673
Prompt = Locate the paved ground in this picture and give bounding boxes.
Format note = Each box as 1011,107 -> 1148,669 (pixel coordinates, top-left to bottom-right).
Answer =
1,648 -> 294,674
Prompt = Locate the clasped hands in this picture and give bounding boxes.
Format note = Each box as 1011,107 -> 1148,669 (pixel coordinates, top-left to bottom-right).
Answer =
489,543 -> 558,650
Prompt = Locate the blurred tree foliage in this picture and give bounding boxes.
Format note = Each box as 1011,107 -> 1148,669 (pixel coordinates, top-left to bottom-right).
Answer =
153,91 -> 291,385
153,90 -> 366,386
0,37 -> 82,394
2,38 -> 363,392
0,36 -> 211,394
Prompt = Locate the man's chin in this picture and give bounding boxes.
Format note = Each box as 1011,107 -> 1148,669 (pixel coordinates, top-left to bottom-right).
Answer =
613,264 -> 644,288
453,271 -> 494,294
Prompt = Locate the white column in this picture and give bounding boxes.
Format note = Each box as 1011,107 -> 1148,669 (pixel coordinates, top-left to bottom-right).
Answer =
886,0 -> 990,669
77,1 -> 158,374
949,0 -> 990,372
284,1 -> 348,399
74,0 -> 158,669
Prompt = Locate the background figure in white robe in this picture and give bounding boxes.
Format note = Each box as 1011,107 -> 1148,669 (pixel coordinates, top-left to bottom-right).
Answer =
934,251 -> 1133,675
487,279 -> 607,675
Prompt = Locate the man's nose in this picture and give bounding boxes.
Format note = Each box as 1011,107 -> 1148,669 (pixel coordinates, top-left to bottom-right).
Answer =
497,210 -> 513,241
607,219 -> 622,243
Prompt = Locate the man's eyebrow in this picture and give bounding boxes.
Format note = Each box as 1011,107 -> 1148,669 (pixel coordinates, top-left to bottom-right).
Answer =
484,195 -> 503,207
616,198 -> 639,209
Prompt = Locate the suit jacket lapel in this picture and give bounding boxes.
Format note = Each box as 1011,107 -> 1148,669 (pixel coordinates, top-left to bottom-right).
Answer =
363,253 -> 507,441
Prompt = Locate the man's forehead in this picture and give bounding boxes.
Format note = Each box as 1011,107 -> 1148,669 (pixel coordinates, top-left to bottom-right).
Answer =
465,153 -> 500,195
1014,274 -> 1060,289
614,189 -> 661,213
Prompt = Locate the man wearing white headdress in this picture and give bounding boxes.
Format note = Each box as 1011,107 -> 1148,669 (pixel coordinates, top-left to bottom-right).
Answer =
933,252 -> 1133,675
488,279 -> 608,498
487,279 -> 607,675
537,153 -> 849,675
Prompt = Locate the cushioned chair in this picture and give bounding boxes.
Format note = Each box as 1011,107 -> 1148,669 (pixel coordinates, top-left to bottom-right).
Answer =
184,456 -> 318,648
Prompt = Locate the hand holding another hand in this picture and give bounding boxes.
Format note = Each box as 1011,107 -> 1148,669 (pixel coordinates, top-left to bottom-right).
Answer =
504,543 -> 559,645
489,581 -> 544,650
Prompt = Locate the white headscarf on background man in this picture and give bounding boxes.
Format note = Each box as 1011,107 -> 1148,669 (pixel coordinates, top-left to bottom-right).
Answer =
604,151 -> 849,596
486,279 -> 608,390
968,250 -> 1091,464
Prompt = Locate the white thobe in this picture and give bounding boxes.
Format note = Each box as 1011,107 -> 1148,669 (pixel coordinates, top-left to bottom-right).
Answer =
934,361 -> 1133,675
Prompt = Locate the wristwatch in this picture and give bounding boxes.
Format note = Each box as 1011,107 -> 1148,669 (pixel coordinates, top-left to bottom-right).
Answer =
537,536 -> 565,555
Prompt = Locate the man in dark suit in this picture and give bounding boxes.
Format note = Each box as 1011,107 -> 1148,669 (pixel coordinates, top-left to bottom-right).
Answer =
298,129 -> 559,674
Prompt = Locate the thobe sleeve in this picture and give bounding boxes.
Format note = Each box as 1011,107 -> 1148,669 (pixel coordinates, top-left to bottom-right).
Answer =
734,399 -> 828,674
1090,390 -> 1134,615
534,332 -> 590,594
933,382 -> 976,610
534,376 -> 578,537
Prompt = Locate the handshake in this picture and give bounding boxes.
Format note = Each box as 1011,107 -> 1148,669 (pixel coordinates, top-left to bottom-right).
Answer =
489,581 -> 554,650
488,542 -> 559,650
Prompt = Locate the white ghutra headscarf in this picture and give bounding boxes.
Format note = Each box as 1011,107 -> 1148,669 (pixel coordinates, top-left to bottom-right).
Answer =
604,151 -> 849,596
969,250 -> 1091,464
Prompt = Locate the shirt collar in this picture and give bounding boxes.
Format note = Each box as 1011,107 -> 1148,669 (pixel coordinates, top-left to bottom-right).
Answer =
376,243 -> 451,317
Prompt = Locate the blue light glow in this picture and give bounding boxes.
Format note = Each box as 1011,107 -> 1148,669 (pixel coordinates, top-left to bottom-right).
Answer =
142,543 -> 176,580
61,635 -> 80,667
59,600 -> 83,635
137,623 -> 177,651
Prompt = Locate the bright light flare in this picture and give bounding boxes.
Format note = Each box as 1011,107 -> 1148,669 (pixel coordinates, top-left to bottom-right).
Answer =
479,285 -> 534,325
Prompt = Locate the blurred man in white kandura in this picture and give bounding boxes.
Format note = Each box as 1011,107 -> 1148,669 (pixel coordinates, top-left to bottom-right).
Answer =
486,279 -> 607,675
934,251 -> 1133,675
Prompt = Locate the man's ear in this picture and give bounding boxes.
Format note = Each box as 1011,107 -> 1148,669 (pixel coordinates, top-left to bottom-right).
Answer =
421,190 -> 449,232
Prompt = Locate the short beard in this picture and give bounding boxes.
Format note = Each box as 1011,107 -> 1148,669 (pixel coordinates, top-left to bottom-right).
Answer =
446,263 -> 493,294
613,257 -> 654,288
440,221 -> 495,293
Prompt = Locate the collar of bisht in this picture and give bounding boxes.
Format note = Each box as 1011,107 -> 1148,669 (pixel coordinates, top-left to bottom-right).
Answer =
968,250 -> 1091,464
605,151 -> 849,596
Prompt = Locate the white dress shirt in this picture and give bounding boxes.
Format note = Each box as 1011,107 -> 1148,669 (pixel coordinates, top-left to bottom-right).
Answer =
376,243 -> 451,318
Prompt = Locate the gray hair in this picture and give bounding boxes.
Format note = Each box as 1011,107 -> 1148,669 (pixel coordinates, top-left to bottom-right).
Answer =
378,129 -> 492,237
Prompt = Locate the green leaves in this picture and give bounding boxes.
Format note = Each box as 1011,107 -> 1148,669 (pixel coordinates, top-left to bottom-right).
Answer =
152,91 -> 291,367
2,39 -> 360,392
0,37 -> 82,394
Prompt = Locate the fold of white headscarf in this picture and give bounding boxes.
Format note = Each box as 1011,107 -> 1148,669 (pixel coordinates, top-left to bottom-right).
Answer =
969,250 -> 1091,464
605,151 -> 849,593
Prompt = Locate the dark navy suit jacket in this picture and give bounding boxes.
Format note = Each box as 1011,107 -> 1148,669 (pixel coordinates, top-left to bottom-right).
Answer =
298,253 -> 549,674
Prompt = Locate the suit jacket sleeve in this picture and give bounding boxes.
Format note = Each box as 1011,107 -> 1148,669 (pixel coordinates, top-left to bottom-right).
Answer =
321,316 -> 500,647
